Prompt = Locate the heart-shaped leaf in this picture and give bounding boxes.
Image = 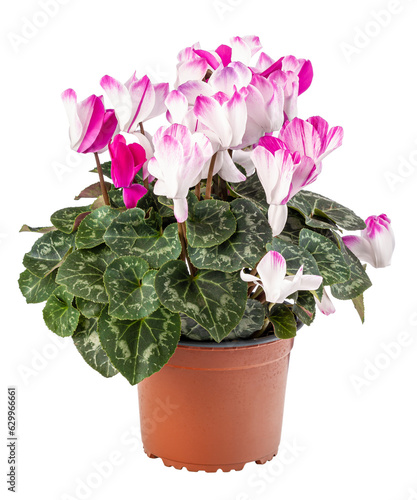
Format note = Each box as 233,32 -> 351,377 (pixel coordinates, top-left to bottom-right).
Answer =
269,304 -> 297,339
18,269 -> 58,304
43,285 -> 80,337
51,206 -> 91,234
188,199 -> 272,272
225,299 -> 265,340
56,245 -> 115,303
75,298 -> 105,318
155,260 -> 247,342
104,256 -> 160,320
75,206 -> 120,250
98,305 -> 181,385
292,291 -> 316,325
73,315 -> 118,378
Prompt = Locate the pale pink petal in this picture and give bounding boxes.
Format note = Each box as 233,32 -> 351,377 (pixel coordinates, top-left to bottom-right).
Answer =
241,36 -> 262,57
319,126 -> 344,161
173,198 -> 188,223
146,82 -> 169,121
123,184 -> 148,209
177,80 -> 214,104
240,269 -> 261,285
175,59 -> 208,88
364,215 -> 395,268
342,235 -> 376,267
165,90 -> 189,124
193,49 -> 221,70
297,272 -> 323,292
194,95 -> 233,147
245,84 -> 270,130
61,89 -> 83,150
224,90 -> 247,147
177,43 -> 201,62
314,289 -> 336,315
279,117 -> 321,159
215,150 -> 247,182
230,36 -> 252,65
252,146 -> 278,202
233,149 -> 256,176
286,156 -> 317,199
258,251 -> 287,302
268,203 -> 288,237
254,52 -> 275,73
307,116 -> 329,142
271,150 -> 296,204
127,75 -> 155,132
210,62 -> 252,96
100,75 -> 132,131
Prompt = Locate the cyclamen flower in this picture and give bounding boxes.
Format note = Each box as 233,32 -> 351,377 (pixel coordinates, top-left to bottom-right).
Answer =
314,289 -> 336,316
61,90 -> 118,154
241,251 -> 323,304
100,73 -> 169,133
109,133 -> 148,209
278,116 -> 344,179
251,136 -> 316,236
343,214 -> 395,268
148,124 -> 213,223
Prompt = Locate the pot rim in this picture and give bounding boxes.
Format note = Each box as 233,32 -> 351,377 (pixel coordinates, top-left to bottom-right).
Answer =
178,333 -> 283,349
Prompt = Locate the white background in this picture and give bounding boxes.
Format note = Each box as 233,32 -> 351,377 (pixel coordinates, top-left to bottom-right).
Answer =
1,0 -> 416,499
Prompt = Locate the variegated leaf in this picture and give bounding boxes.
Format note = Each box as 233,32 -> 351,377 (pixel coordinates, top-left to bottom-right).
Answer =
267,237 -> 323,300
269,304 -> 297,339
330,235 -> 372,300
299,229 -> 350,286
225,299 -> 265,340
104,256 -> 160,320
292,291 -> 316,325
20,225 -> 56,234
352,294 -> 365,323
73,315 -> 118,378
188,199 -> 272,272
104,209 -> 181,268
23,230 -> 75,278
155,260 -> 247,342
186,199 -> 236,248
43,285 -> 80,337
18,269 -> 58,304
56,245 -> 115,303
279,209 -> 308,244
98,305 -> 181,385
75,206 -> 120,250
75,297 -> 105,318
229,170 -> 268,212
180,314 -> 211,341
51,205 -> 91,234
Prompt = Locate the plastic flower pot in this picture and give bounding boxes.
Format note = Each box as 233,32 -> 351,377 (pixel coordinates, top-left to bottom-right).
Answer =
137,335 -> 294,472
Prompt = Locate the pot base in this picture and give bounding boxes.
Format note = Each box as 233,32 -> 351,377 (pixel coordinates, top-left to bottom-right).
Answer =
144,448 -> 277,472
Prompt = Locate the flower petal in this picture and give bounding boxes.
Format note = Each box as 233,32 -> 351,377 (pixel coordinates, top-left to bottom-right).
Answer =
100,75 -> 132,131
279,117 -> 321,159
194,95 -> 233,147
123,184 -> 148,209
314,289 -> 336,315
257,251 -> 287,303
83,109 -> 118,154
268,203 -> 288,237
342,235 -> 376,267
110,139 -> 135,188
175,59 -> 208,88
252,146 -> 279,203
77,95 -> 105,153
165,90 -> 189,124
61,89 -> 83,150
127,75 -> 155,132
224,90 -> 247,147
146,82 -> 169,121
215,150 -> 246,182
173,198 -> 188,223
177,81 -> 213,105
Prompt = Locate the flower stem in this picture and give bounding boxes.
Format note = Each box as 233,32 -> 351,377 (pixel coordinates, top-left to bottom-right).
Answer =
178,222 -> 196,277
139,122 -> 149,190
204,152 -> 218,200
195,182 -> 201,200
94,153 -> 110,206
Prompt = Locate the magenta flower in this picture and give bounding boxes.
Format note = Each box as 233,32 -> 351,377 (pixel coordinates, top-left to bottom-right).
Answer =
241,251 -> 322,304
61,90 -> 118,154
100,73 -> 169,133
108,133 -> 148,209
343,215 -> 395,268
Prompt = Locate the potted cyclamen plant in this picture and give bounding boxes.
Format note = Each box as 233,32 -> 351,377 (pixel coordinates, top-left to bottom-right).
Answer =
19,35 -> 395,472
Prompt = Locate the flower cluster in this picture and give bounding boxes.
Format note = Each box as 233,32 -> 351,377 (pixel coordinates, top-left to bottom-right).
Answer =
60,35 -> 394,319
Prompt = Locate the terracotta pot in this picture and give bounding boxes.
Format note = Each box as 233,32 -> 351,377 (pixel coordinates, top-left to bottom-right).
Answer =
137,335 -> 294,472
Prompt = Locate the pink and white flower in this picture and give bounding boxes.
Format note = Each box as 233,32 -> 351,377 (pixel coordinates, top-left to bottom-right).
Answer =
108,133 -> 148,209
251,136 -> 317,236
241,251 -> 323,304
148,124 -> 213,222
100,73 -> 169,133
314,288 -> 336,315
343,214 -> 395,268
61,90 -> 118,154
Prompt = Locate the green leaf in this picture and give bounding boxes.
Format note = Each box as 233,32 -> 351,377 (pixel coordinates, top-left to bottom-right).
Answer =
104,209 -> 181,268
292,291 -> 316,325
180,314 -> 211,341
75,206 -> 120,250
75,182 -> 111,200
56,245 -> 116,303
229,171 -> 268,211
18,269 -> 58,304
91,161 -> 112,180
20,225 -> 56,234
51,206 -> 91,234
225,299 -> 265,340
188,199 -> 272,272
269,304 -> 297,339
42,285 -> 80,337
155,260 -> 247,342
279,209 -> 308,244
73,315 -> 118,378
330,236 -> 372,300
98,305 -> 181,385
23,230 -> 75,278
109,188 -> 125,209
186,199 -> 236,248
352,294 -> 365,323
299,228 -> 350,286
75,297 -> 105,318
104,256 -> 160,320
289,191 -> 366,231
267,237 -> 323,299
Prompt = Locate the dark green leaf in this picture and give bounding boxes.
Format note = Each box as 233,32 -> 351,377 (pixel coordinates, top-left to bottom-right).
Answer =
20,225 -> 56,234
18,269 -> 58,304
75,206 -> 120,250
98,305 -> 181,385
188,198 -> 272,272
155,260 -> 247,342
42,285 -> 80,337
104,256 -> 160,320
229,171 -> 268,211
352,294 -> 365,323
292,291 -> 316,325
73,315 -> 118,378
225,299 -> 265,340
75,297 -> 105,318
180,314 -> 211,341
56,245 -> 116,303
51,206 -> 91,234
91,161 -> 112,179
269,304 -> 297,339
